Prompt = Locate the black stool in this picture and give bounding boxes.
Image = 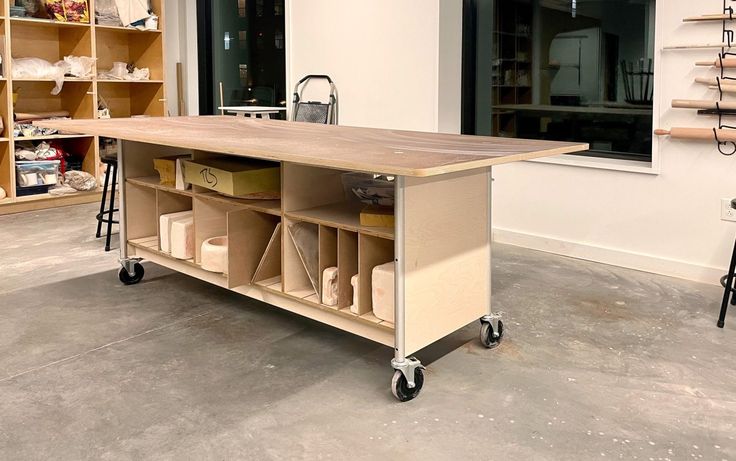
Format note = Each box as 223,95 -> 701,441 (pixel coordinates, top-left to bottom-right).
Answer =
96,156 -> 119,252
718,199 -> 736,327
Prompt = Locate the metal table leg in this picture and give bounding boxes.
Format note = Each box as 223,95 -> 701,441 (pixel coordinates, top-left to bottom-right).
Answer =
480,167 -> 504,348
117,139 -> 145,285
390,175 -> 424,402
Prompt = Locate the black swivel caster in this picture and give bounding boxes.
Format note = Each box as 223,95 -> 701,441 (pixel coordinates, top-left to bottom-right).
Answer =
118,263 -> 145,285
391,368 -> 424,402
480,319 -> 504,349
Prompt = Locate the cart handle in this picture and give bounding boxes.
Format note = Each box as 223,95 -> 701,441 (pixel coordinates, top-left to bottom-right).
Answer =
297,74 -> 334,84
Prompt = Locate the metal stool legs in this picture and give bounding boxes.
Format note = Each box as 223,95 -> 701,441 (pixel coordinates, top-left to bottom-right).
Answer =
718,236 -> 736,328
95,160 -> 119,252
96,161 -> 112,238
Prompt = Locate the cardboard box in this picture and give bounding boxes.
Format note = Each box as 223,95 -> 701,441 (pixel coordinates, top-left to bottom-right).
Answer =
153,156 -> 188,187
360,205 -> 395,228
183,158 -> 280,198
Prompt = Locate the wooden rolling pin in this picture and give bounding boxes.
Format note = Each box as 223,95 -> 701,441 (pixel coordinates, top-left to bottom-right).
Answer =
672,99 -> 736,110
684,13 -> 734,22
15,111 -> 70,121
696,59 -> 736,68
664,43 -> 730,50
655,128 -> 736,142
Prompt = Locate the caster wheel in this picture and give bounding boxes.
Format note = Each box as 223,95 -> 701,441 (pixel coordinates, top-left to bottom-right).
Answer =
480,319 -> 504,349
118,263 -> 145,285
391,368 -> 424,402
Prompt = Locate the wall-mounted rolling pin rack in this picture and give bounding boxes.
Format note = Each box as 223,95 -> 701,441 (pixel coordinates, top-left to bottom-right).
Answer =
656,0 -> 736,155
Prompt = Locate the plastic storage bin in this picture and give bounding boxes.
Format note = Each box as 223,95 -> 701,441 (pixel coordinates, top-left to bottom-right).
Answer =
16,160 -> 61,196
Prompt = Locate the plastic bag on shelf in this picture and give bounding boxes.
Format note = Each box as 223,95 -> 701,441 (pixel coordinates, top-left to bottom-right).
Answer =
11,58 -> 69,95
64,170 -> 97,191
64,0 -> 89,23
44,0 -> 65,21
64,56 -> 95,79
95,0 -> 122,25
48,184 -> 79,196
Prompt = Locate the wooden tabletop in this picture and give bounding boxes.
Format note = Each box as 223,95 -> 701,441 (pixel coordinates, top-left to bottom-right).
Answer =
36,116 -> 588,177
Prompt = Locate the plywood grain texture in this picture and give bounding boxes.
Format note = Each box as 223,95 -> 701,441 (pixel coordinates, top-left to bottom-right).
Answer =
37,116 -> 588,177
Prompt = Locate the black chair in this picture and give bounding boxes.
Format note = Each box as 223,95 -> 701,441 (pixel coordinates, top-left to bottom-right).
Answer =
718,199 -> 736,327
96,156 -> 118,252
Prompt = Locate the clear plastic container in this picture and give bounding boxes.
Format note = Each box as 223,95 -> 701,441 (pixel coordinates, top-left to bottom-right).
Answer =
16,160 -> 61,188
341,172 -> 395,207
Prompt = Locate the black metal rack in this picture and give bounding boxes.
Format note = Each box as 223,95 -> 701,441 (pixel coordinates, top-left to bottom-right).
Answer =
706,0 -> 736,155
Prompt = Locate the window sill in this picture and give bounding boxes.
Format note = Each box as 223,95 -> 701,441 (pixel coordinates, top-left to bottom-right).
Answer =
528,154 -> 659,175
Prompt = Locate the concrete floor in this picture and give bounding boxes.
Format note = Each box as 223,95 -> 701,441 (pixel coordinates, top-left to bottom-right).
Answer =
1,203 -> 735,461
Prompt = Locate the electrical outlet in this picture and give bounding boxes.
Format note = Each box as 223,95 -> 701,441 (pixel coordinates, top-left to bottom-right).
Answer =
722,198 -> 736,222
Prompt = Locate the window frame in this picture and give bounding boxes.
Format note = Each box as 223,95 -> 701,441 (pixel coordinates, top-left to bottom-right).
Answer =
460,0 -> 660,175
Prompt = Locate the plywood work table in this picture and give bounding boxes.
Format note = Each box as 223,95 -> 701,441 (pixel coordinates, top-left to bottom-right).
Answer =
37,116 -> 588,401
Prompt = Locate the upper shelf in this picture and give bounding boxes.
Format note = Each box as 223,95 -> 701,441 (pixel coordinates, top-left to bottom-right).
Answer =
9,17 -> 91,28
36,116 -> 589,177
94,24 -> 162,33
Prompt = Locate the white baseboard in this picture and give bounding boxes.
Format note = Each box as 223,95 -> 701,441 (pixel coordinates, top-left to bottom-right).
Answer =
493,228 -> 724,286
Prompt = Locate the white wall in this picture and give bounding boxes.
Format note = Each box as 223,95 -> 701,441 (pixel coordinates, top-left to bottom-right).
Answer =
193,0 -> 731,285
286,0 -> 461,133
493,1 -> 736,284
164,0 -> 199,116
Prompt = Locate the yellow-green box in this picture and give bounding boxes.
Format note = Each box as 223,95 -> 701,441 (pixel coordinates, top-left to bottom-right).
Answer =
183,158 -> 280,198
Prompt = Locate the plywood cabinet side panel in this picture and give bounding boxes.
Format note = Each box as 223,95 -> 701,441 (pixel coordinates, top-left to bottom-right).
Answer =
337,229 -> 358,309
318,225 -> 338,302
403,170 -> 490,355
282,163 -> 345,212
227,209 -> 280,288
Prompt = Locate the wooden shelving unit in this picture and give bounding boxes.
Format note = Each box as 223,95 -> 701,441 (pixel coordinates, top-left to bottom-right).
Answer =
491,0 -> 533,137
0,0 -> 166,215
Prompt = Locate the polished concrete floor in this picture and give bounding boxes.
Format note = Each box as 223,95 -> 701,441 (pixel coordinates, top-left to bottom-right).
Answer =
1,203 -> 735,460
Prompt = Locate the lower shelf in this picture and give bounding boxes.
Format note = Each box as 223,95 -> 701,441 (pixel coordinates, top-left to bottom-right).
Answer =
128,243 -> 395,346
0,190 -> 102,215
129,236 -> 228,286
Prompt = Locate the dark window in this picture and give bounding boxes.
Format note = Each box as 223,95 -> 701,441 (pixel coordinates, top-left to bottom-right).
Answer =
463,0 -> 656,162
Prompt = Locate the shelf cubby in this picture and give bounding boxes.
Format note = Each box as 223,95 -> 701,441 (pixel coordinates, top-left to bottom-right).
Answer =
283,218 -> 319,299
227,209 -> 280,289
95,28 -> 164,80
11,18 -> 92,62
125,181 -> 157,240
192,197 -> 239,266
337,229 -> 358,310
0,141 -> 11,200
283,163 -> 394,239
97,81 -> 165,118
252,223 -> 282,285
318,225 -> 337,306
13,80 -> 94,119
156,190 -> 192,231
357,234 -> 394,316
0,81 -> 9,138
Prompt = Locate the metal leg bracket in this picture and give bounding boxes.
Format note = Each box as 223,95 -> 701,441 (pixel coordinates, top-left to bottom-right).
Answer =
120,257 -> 143,276
391,357 -> 424,388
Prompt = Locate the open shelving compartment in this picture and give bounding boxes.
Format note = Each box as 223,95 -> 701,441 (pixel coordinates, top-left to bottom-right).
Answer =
282,163 -> 396,329
0,0 -> 167,214
10,16 -> 92,63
